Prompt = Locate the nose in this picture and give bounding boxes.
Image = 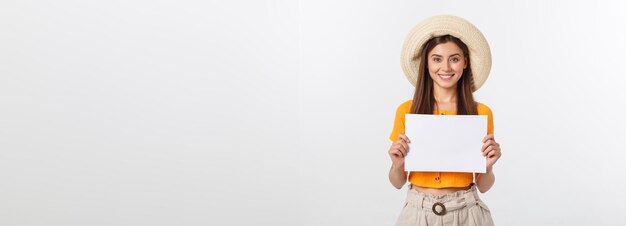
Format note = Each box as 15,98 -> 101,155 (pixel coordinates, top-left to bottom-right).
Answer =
441,60 -> 451,71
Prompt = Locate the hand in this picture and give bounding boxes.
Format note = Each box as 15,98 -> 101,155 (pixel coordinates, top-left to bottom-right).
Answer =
481,134 -> 501,173
388,134 -> 410,167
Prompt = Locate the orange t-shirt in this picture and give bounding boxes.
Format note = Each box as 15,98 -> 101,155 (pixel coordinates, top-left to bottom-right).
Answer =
389,100 -> 494,188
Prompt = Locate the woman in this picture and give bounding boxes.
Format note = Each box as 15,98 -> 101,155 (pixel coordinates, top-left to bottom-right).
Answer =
388,15 -> 502,226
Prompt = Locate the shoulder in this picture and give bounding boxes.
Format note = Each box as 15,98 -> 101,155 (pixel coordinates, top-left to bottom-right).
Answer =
396,100 -> 413,113
476,102 -> 493,115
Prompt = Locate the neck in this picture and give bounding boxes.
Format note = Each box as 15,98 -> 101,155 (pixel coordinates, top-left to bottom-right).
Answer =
433,85 -> 458,103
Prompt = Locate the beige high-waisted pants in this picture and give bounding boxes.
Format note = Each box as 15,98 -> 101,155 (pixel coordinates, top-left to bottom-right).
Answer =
395,184 -> 494,226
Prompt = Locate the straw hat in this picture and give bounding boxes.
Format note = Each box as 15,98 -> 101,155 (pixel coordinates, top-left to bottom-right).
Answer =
400,15 -> 491,91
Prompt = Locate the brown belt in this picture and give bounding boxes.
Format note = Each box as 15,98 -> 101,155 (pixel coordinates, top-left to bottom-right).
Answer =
407,184 -> 478,216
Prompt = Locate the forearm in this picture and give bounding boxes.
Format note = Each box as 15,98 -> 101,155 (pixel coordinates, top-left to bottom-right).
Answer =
475,168 -> 495,193
389,164 -> 407,189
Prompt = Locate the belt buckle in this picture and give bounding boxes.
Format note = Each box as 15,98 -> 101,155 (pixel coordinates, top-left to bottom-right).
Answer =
432,202 -> 447,216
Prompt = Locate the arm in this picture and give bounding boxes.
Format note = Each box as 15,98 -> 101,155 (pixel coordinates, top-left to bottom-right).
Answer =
388,134 -> 410,189
389,163 -> 407,189
475,167 -> 495,193
475,134 -> 501,193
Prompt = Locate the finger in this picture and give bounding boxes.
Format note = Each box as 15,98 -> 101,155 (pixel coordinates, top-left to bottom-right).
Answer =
488,149 -> 500,158
399,134 -> 411,143
394,144 -> 407,157
394,142 -> 405,151
396,148 -> 407,158
397,145 -> 407,157
389,149 -> 400,157
482,146 -> 494,156
391,143 -> 400,154
481,140 -> 495,151
481,140 -> 489,151
482,134 -> 494,143
399,141 -> 409,153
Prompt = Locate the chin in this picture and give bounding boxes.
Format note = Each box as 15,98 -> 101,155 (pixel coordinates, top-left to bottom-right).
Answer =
434,81 -> 459,89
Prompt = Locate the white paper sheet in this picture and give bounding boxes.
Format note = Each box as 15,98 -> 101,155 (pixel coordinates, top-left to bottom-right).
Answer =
404,114 -> 487,173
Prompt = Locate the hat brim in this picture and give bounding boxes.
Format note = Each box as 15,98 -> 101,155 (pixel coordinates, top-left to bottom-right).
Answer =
401,15 -> 491,91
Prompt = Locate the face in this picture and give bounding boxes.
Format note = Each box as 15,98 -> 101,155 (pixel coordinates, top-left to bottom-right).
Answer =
427,42 -> 467,90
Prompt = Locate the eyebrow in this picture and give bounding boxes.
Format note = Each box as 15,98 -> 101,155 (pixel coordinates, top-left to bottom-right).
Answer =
430,54 -> 462,58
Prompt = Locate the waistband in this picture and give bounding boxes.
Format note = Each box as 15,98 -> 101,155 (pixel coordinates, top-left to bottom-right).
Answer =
405,184 -> 483,216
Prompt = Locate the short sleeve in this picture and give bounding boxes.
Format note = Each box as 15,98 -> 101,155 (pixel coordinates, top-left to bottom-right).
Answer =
477,103 -> 494,135
389,101 -> 412,142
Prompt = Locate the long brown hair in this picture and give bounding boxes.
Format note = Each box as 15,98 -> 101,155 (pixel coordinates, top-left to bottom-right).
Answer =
410,35 -> 477,115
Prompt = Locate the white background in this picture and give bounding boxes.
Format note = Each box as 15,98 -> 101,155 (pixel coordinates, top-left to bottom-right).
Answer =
1,1 -> 625,225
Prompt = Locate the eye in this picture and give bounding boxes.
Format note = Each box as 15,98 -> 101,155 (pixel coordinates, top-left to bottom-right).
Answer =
432,57 -> 442,62
450,57 -> 460,63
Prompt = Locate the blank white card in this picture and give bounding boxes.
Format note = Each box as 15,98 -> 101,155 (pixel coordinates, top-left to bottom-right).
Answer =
404,114 -> 487,173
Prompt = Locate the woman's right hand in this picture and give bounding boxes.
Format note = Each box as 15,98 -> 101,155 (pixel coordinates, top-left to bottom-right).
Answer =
388,134 -> 411,167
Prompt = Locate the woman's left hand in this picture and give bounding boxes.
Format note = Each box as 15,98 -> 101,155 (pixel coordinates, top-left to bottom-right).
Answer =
481,134 -> 501,173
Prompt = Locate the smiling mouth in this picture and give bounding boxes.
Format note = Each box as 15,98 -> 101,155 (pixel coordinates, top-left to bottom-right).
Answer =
438,74 -> 454,80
